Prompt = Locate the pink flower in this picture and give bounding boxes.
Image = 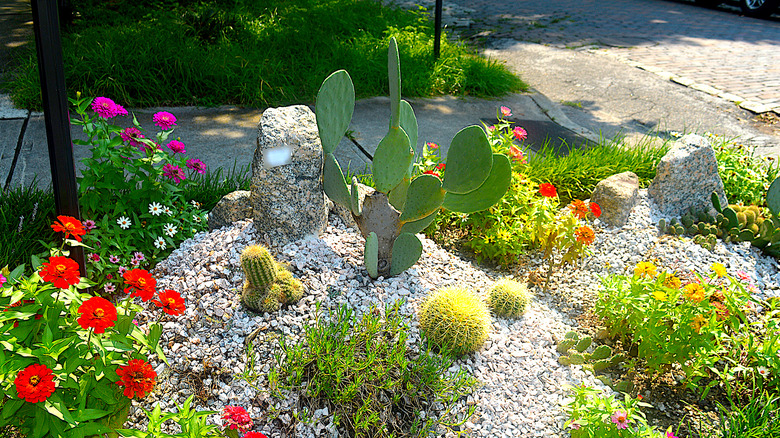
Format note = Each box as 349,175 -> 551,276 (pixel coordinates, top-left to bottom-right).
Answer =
114,104 -> 128,117
610,410 -> 629,429
487,125 -> 495,132
513,126 -> 528,142
121,127 -> 145,148
163,164 -> 186,184
186,158 -> 207,174
569,422 -> 581,430
118,266 -> 128,276
89,253 -> 100,262
109,255 -> 120,264
91,97 -> 121,119
426,142 -> 439,150
153,112 -> 177,130
104,283 -> 116,293
666,432 -> 679,438
500,106 -> 512,117
509,145 -> 526,163
167,140 -> 186,154
736,270 -> 751,282
244,433 -> 268,438
0,273 -> 6,288
222,406 -> 252,433
83,219 -> 96,231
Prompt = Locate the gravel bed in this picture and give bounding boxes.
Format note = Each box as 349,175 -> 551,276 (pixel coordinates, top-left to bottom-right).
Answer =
127,189 -> 780,437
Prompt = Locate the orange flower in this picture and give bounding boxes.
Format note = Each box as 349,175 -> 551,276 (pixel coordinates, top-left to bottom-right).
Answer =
589,202 -> 602,218
539,183 -> 557,198
691,314 -> 707,333
123,269 -> 157,302
154,290 -> 185,316
568,200 -> 590,220
14,364 -> 55,403
51,215 -> 86,242
684,283 -> 706,303
574,226 -> 595,245
662,274 -> 681,289
116,359 -> 156,399
39,256 -> 81,289
77,297 -> 118,334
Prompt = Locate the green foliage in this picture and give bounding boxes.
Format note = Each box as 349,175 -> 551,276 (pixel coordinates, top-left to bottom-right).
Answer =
6,0 -> 526,110
417,287 -> 492,356
487,278 -> 531,318
563,384 -> 674,437
714,139 -> 780,207
594,261 -> 755,395
267,301 -> 478,437
0,183 -> 55,270
116,396 -> 223,438
181,163 -> 251,213
556,331 -> 626,377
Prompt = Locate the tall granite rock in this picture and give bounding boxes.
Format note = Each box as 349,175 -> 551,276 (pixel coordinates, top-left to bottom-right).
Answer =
251,106 -> 327,245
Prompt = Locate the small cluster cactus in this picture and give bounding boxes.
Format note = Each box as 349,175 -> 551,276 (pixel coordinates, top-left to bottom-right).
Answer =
659,188 -> 780,256
240,245 -> 303,312
418,287 -> 492,356
487,279 -> 531,318
556,331 -> 625,373
315,37 -> 511,279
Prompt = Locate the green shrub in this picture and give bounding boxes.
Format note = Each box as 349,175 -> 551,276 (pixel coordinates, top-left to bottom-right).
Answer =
0,183 -> 55,270
714,138 -> 780,207
268,301 -> 477,437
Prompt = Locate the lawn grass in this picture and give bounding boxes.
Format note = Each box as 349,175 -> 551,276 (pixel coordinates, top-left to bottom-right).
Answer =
3,0 -> 526,110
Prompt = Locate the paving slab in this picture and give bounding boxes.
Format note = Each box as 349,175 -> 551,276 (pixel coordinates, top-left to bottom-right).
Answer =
0,117 -> 24,186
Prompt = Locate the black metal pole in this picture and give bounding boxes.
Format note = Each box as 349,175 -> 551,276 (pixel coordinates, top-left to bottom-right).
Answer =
30,0 -> 85,275
434,0 -> 443,60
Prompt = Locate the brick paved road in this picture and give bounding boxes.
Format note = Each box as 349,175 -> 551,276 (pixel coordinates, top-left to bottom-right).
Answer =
441,0 -> 780,114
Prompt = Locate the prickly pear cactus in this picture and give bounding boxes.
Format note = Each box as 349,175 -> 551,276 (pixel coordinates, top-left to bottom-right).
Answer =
315,37 -> 511,278
418,287 -> 492,356
487,278 -> 531,318
241,245 -> 277,289
556,330 -> 625,374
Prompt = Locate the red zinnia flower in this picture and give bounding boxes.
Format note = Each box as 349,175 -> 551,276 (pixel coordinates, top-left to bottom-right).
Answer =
422,170 -> 440,178
40,256 -> 81,289
425,142 -> 438,150
14,364 -> 56,403
539,183 -> 557,198
436,162 -> 446,171
568,200 -> 590,220
51,215 -> 86,242
244,433 -> 268,438
154,290 -> 185,316
123,269 -> 157,301
590,202 -> 602,218
222,405 -> 252,433
116,359 -> 156,399
575,226 -> 595,245
77,297 -> 118,334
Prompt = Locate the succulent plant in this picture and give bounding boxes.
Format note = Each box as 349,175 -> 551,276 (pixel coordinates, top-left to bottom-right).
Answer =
487,278 -> 531,318
315,37 -> 511,278
556,331 -> 625,374
241,281 -> 281,313
418,286 -> 492,356
271,268 -> 304,304
240,245 -> 277,289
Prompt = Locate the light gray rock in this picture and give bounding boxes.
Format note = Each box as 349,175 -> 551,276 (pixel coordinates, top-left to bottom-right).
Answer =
590,171 -> 639,228
208,190 -> 252,231
648,134 -> 727,217
251,106 -> 327,245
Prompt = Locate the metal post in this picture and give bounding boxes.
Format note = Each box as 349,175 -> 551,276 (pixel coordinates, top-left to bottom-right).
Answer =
434,0 -> 443,60
30,0 -> 85,275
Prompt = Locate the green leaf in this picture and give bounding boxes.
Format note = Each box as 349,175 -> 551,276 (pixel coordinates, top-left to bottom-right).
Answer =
73,408 -> 111,422
398,175 -> 444,223
400,210 -> 438,235
389,233 -> 422,276
323,153 -> 351,208
441,126 -> 493,194
399,100 -> 418,155
442,154 -> 511,213
315,70 -> 355,154
1,399 -> 23,419
372,127 -> 413,193
365,232 -> 379,279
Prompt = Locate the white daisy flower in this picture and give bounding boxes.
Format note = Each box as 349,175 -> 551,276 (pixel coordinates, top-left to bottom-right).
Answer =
757,366 -> 770,378
148,202 -> 163,216
163,223 -> 178,237
163,206 -> 173,216
193,215 -> 201,223
117,216 -> 131,229
191,200 -> 201,209
154,236 -> 167,250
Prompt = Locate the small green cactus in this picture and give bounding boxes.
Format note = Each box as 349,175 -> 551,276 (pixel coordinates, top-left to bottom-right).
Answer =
271,268 -> 304,304
418,287 -> 492,356
556,330 -> 624,372
241,245 -> 277,289
487,279 -> 532,318
241,281 -> 281,313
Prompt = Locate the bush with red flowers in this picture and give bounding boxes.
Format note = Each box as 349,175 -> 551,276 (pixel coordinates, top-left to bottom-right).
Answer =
0,217 -> 186,436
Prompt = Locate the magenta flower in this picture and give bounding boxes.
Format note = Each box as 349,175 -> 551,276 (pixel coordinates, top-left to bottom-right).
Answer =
186,158 -> 207,174
666,432 -> 679,438
167,140 -> 186,154
425,142 -> 439,150
0,273 -> 6,288
513,126 -> 528,142
487,125 -> 495,132
109,255 -> 120,264
83,219 -> 96,231
89,253 -> 100,262
610,410 -> 629,429
500,106 -> 512,117
121,127 -> 145,148
114,104 -> 128,116
153,112 -> 177,130
91,97 -> 120,119
163,164 -> 186,184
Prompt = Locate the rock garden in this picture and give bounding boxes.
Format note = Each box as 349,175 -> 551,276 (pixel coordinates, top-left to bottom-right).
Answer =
3,37 -> 780,438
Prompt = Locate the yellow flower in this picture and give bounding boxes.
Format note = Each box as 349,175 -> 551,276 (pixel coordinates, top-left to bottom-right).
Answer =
662,274 -> 681,289
652,290 -> 668,301
711,263 -> 727,278
634,261 -> 657,279
684,283 -> 706,303
691,314 -> 707,333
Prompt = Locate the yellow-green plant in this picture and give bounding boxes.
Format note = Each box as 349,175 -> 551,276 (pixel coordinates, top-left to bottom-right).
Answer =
417,287 -> 492,355
487,278 -> 531,318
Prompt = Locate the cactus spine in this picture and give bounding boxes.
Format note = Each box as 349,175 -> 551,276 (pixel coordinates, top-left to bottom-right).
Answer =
418,287 -> 492,356
315,38 -> 511,279
487,278 -> 531,318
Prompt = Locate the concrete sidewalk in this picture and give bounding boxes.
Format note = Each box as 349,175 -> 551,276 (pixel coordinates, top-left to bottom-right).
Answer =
0,91 -> 595,189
